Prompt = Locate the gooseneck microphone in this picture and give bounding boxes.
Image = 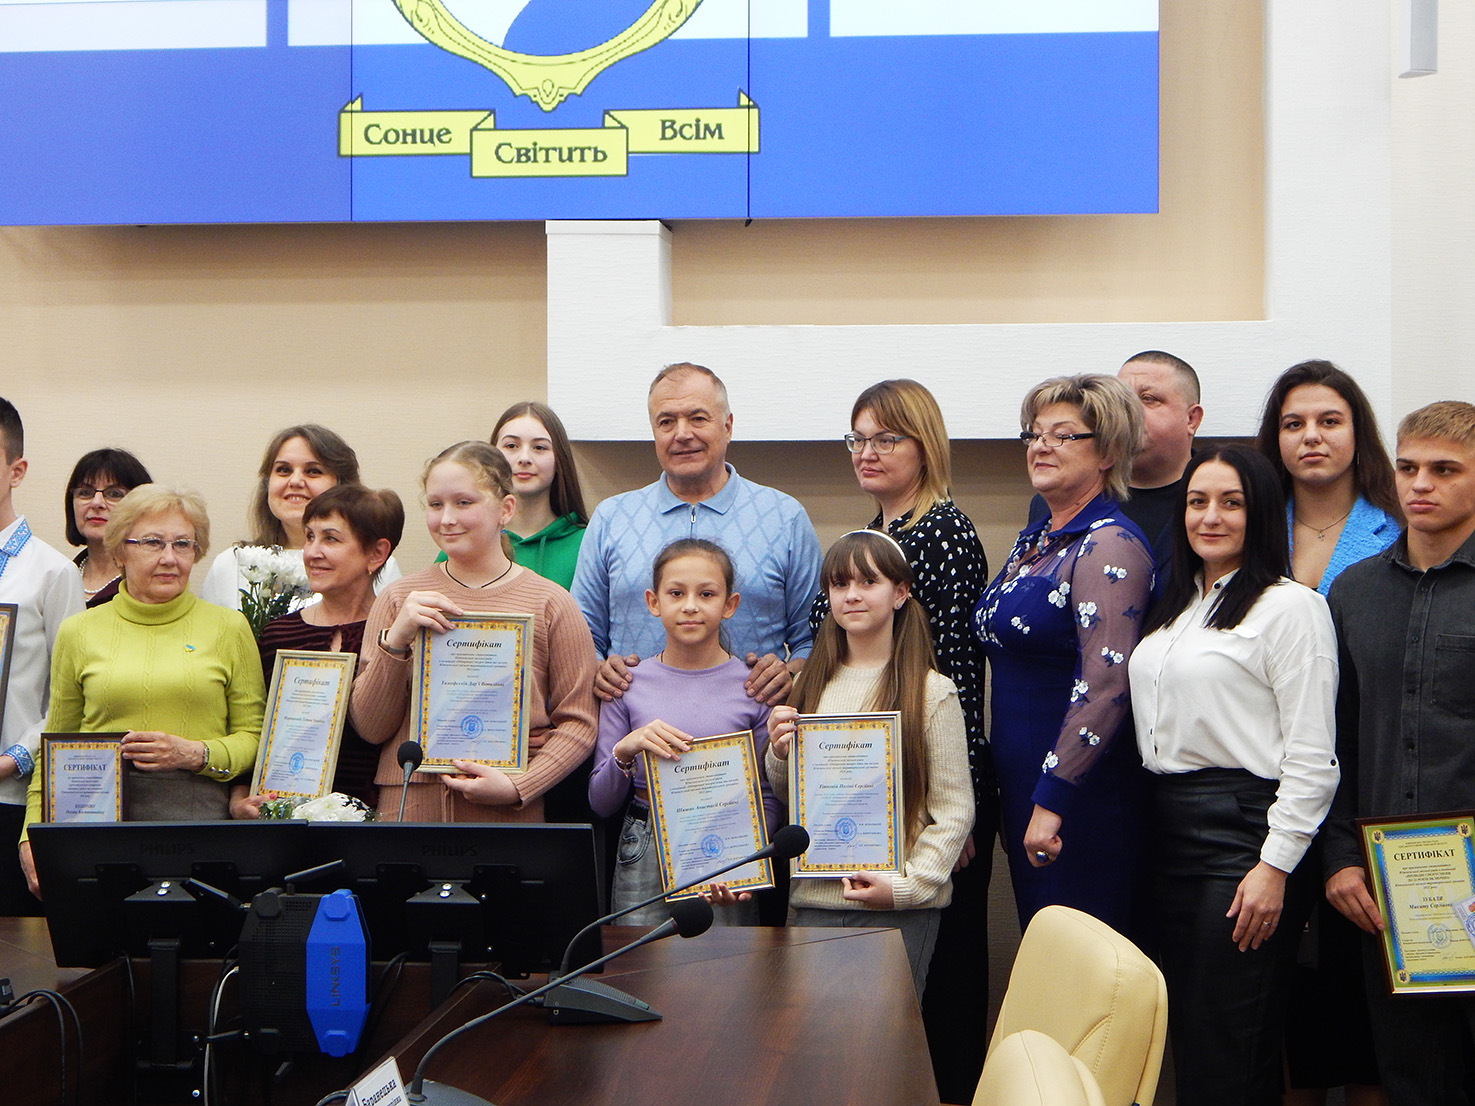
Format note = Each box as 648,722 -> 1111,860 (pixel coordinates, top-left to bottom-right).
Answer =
554,822 -> 810,977
394,741 -> 423,823
405,899 -> 714,1105
538,823 -> 808,1024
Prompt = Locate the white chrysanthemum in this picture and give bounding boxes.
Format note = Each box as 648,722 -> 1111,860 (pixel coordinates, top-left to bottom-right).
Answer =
1077,600 -> 1098,626
292,793 -> 374,822
1010,616 -> 1031,634
1070,678 -> 1089,702
1102,564 -> 1128,580
235,544 -> 276,585
1042,752 -> 1060,770
1100,647 -> 1124,665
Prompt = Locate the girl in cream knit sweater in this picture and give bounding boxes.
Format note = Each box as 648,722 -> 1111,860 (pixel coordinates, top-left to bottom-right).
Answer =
766,530 -> 972,996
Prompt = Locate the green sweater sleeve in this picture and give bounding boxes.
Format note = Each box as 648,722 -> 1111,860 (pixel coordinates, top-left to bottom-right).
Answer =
200,612 -> 266,782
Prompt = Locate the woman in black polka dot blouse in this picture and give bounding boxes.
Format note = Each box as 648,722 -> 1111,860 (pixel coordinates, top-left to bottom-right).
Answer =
809,378 -> 992,1105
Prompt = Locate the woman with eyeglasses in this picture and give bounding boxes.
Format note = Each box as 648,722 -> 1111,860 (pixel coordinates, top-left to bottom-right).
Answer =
810,379 -> 992,1105
63,448 -> 152,607
18,485 -> 266,899
972,374 -> 1154,936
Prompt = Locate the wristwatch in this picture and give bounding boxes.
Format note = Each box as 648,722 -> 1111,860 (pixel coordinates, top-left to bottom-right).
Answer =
378,628 -> 412,659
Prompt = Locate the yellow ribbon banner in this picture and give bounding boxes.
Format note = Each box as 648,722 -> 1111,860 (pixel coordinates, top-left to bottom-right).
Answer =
471,123 -> 628,178
338,98 -> 489,157
339,93 -> 758,179
605,91 -> 759,154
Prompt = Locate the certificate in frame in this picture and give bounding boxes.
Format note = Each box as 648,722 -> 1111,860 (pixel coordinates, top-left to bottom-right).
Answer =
411,612 -> 533,774
1360,811 -> 1475,994
790,711 -> 904,879
42,732 -> 128,823
645,731 -> 772,900
250,650 -> 357,800
0,602 -> 16,726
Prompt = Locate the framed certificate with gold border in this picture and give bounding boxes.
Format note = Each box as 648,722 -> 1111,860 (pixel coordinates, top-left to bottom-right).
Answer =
1360,811 -> 1475,994
250,650 -> 356,801
790,712 -> 903,879
645,731 -> 772,900
412,612 -> 533,774
42,732 -> 128,823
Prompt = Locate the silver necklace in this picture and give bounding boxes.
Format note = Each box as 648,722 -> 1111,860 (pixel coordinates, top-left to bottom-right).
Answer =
1294,508 -> 1352,541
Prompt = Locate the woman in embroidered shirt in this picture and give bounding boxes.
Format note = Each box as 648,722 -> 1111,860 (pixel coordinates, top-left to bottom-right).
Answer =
1129,445 -> 1338,1106
971,374 -> 1153,934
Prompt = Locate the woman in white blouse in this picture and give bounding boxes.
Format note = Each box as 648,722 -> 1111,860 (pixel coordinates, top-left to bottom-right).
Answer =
200,425 -> 401,615
1129,445 -> 1339,1106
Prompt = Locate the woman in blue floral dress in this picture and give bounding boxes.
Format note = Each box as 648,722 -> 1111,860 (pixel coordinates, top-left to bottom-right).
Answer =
973,375 -> 1154,934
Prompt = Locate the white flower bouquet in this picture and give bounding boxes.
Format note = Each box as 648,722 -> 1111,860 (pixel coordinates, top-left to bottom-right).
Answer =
259,792 -> 377,822
235,544 -> 311,639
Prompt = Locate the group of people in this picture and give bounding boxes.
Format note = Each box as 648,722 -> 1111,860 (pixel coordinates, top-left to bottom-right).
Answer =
0,350 -> 1471,1106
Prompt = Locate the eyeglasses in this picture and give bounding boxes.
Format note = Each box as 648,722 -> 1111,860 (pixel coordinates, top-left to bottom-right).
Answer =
73,485 -> 129,502
124,537 -> 199,557
1019,431 -> 1098,448
844,432 -> 910,455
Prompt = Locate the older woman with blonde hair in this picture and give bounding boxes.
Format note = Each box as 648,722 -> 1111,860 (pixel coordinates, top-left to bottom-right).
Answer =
19,485 -> 266,897
972,374 -> 1154,935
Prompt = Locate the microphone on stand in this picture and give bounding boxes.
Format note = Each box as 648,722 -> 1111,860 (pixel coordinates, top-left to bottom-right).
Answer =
540,823 -> 810,1024
405,899 -> 713,1106
394,741 -> 423,823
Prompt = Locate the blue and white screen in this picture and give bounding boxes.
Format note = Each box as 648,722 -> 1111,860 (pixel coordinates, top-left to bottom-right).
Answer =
0,0 -> 1158,224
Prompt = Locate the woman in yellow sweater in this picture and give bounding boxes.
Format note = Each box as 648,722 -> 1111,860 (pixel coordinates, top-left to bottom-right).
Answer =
18,485 -> 265,898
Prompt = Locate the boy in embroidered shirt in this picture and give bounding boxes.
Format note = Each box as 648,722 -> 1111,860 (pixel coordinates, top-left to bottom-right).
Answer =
0,398 -> 85,914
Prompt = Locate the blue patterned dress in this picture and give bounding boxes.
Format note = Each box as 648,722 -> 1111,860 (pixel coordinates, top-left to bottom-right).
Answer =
973,495 -> 1153,932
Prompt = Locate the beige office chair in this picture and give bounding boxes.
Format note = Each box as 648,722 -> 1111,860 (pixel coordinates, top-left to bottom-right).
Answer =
973,1030 -> 1106,1106
977,905 -> 1167,1106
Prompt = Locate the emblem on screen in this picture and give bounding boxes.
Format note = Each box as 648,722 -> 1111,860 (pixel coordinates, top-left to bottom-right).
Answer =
393,0 -> 703,112
340,0 -> 759,179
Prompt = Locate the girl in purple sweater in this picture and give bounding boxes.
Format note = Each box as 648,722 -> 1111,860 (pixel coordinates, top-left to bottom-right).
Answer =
589,539 -> 778,925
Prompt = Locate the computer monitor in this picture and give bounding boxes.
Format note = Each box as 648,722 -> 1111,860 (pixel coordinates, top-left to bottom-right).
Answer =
29,820 -> 311,968
29,820 -> 604,975
297,822 -> 603,977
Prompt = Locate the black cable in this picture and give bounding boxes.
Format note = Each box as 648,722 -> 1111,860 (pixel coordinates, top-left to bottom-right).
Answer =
449,971 -> 525,1002
312,1092 -> 349,1106
348,951 -> 411,1064
11,989 -> 82,1105
119,955 -> 140,1106
202,958 -> 239,1106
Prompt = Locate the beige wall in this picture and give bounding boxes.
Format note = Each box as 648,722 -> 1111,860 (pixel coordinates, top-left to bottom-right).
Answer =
0,0 -> 1270,578
1392,0 -> 1475,414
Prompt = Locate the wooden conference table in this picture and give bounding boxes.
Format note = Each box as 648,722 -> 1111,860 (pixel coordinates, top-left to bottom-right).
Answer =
0,919 -> 940,1106
378,924 -> 940,1105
